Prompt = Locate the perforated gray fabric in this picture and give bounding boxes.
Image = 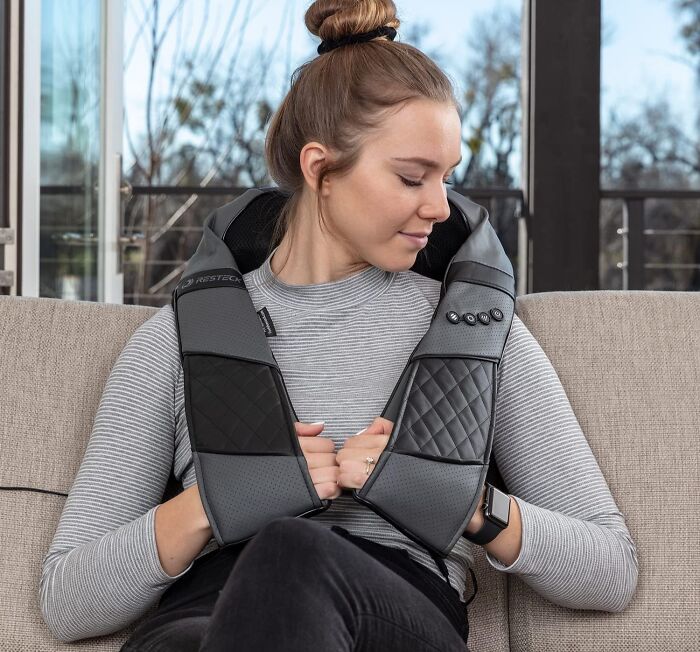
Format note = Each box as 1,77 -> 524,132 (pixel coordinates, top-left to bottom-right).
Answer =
413,283 -> 511,359
177,288 -> 276,365
358,452 -> 485,553
194,452 -> 317,546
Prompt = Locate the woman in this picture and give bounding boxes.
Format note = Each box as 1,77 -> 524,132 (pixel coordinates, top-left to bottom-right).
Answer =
39,1 -> 638,650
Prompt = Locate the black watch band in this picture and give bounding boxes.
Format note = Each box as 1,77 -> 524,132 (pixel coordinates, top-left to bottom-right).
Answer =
463,483 -> 511,545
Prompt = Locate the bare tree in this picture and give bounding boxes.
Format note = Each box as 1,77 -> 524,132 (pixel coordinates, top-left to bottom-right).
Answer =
601,98 -> 700,290
123,1 -> 524,305
455,6 -> 521,189
124,0 -> 276,304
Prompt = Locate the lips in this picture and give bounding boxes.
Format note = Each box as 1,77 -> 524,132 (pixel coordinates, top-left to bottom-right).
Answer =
400,232 -> 429,248
400,232 -> 431,237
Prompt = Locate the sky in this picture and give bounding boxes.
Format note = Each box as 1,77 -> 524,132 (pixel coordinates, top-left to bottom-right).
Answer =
121,0 -> 699,184
122,0 -> 517,117
602,0 -> 698,135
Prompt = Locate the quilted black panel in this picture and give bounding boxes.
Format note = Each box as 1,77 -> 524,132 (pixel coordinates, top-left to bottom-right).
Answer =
391,357 -> 494,461
184,354 -> 296,455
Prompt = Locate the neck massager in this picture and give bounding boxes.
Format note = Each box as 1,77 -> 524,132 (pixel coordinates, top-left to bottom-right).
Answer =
171,186 -> 515,561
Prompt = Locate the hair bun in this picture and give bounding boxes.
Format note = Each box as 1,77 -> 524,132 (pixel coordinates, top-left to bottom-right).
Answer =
305,0 -> 401,44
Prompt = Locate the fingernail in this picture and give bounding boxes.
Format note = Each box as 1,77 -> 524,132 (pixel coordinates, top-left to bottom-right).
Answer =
354,427 -> 367,435
310,421 -> 325,426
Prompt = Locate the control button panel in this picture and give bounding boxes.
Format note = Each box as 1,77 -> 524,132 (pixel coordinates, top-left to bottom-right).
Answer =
446,307 -> 506,326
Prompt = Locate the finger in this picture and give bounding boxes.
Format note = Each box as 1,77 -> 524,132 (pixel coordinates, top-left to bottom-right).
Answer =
347,417 -> 393,439
363,417 -> 394,435
295,421 -> 325,436
336,446 -> 384,464
316,481 -> 341,500
303,452 -> 338,469
309,465 -> 339,483
337,471 -> 367,490
338,460 -> 375,489
309,465 -> 339,487
298,437 -> 335,453
338,459 -> 373,476
341,434 -> 390,449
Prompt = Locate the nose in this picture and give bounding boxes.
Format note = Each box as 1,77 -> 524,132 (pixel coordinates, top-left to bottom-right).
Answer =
418,182 -> 452,224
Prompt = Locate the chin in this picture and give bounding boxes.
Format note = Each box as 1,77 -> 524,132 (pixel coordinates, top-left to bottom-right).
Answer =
373,254 -> 418,274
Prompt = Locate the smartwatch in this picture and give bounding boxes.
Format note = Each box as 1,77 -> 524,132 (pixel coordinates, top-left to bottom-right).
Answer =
462,482 -> 511,545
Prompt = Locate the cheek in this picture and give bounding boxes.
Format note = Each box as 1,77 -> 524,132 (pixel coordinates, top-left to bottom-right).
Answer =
342,175 -> 414,239
360,205 -> 407,241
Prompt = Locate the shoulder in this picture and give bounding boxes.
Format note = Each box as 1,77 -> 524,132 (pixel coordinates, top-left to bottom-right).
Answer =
132,304 -> 177,341
504,313 -> 539,356
114,304 -> 181,377
402,270 -> 442,308
399,270 -> 532,353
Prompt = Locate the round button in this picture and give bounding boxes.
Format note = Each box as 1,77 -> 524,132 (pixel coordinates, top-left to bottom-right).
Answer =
477,312 -> 491,325
462,312 -> 477,325
446,311 -> 461,324
490,308 -> 504,321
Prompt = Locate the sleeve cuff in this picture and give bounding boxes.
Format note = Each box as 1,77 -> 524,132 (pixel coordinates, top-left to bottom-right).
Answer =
144,505 -> 196,584
484,495 -> 533,573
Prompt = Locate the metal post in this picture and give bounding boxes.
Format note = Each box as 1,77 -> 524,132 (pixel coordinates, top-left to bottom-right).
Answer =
621,198 -> 645,290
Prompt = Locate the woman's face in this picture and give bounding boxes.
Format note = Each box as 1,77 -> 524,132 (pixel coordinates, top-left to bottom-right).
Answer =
322,98 -> 462,272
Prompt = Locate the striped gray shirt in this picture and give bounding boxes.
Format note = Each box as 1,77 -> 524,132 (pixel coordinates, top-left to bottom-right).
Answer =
39,250 -> 639,642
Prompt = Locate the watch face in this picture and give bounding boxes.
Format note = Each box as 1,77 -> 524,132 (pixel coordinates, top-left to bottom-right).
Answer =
486,486 -> 511,528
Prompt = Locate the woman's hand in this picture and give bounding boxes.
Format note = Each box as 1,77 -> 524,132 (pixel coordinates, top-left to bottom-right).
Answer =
154,483 -> 213,577
336,417 -> 394,490
180,483 -> 213,532
464,484 -> 487,536
295,421 -> 341,500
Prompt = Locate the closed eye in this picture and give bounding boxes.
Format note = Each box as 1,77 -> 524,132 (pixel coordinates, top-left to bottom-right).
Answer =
399,176 -> 422,187
399,175 -> 455,188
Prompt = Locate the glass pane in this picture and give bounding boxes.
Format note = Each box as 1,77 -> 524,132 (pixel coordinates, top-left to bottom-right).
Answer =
39,0 -> 101,300
601,0 -> 699,190
600,0 -> 700,290
123,0 -> 523,306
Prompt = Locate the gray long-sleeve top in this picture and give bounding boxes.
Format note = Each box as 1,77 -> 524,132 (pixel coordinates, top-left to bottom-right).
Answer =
39,249 -> 639,643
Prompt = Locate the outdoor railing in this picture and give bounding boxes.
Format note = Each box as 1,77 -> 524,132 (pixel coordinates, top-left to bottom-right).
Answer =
600,189 -> 700,291
39,184 -> 525,303
121,185 -> 527,303
36,184 -> 700,301
0,227 -> 13,294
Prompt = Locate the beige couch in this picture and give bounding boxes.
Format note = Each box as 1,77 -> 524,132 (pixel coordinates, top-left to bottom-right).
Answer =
1,291 -> 698,651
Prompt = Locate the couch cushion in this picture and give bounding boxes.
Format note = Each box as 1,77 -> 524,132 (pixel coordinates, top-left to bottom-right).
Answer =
0,489 -> 158,650
510,290 -> 699,651
467,548 -> 510,652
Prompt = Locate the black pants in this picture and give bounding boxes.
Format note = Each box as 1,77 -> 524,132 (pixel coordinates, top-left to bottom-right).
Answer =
121,516 -> 472,651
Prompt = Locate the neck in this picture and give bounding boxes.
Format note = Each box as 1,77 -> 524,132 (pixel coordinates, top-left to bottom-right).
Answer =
270,197 -> 371,286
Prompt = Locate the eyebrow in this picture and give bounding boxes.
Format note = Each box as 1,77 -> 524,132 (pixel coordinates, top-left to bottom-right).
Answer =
391,156 -> 463,170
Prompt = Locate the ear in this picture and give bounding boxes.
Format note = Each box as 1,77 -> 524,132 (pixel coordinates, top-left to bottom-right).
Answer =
299,141 -> 333,197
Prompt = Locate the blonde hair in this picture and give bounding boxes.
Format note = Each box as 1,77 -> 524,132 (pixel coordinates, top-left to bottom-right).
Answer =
264,0 -> 459,258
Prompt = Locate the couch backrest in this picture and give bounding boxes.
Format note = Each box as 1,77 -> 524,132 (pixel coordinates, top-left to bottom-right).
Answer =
510,290 -> 699,651
1,291 -> 698,650
0,296 -> 159,650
